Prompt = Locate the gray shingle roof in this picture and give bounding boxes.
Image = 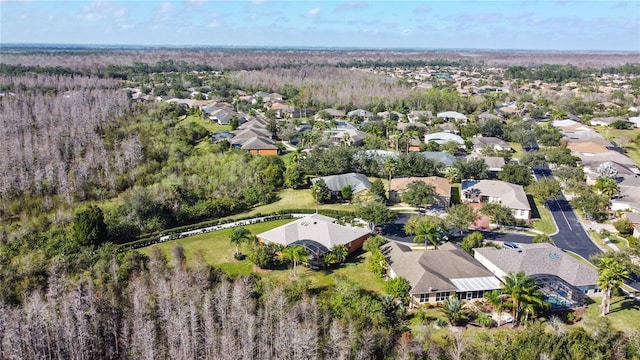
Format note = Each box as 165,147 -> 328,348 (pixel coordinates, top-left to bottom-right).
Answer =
312,173 -> 372,193
473,243 -> 598,287
384,242 -> 501,295
257,214 -> 370,255
461,180 -> 530,211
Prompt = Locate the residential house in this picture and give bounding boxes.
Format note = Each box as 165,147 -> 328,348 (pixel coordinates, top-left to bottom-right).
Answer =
437,111 -> 468,122
407,110 -> 433,123
256,214 -> 370,267
384,241 -> 502,307
623,212 -> 640,238
311,173 -> 372,195
424,132 -> 465,146
347,109 -> 374,121
210,131 -> 235,144
388,176 -> 451,208
470,136 -> 512,153
328,128 -> 367,147
420,152 -> 457,166
269,102 -> 295,118
461,179 -> 531,220
474,243 -> 600,308
478,111 -> 502,121
207,108 -> 234,125
240,136 -> 278,155
315,108 -> 345,120
612,175 -> 640,212
567,141 -> 611,155
377,110 -> 403,120
466,153 -> 505,173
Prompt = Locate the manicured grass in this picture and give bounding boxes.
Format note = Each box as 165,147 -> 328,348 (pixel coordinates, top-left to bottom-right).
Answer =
508,142 -> 524,161
610,234 -> 630,250
227,188 -> 359,219
450,183 -> 461,205
138,218 -> 384,293
139,219 -> 296,276
593,127 -> 640,167
582,296 -> 640,331
180,114 -> 232,133
531,199 -> 558,235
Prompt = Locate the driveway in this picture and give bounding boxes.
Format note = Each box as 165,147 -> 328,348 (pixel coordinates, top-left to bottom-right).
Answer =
384,212 -> 534,245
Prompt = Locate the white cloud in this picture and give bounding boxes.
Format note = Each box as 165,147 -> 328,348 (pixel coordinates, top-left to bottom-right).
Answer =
402,28 -> 412,36
208,20 -> 221,28
306,7 -> 321,17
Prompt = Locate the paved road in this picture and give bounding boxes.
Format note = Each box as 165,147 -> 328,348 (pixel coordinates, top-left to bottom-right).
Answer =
384,212 -> 534,245
532,167 -> 603,260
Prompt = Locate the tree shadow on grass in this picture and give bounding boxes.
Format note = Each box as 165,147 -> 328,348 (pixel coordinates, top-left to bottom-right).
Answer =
528,195 -> 542,220
609,297 -> 640,313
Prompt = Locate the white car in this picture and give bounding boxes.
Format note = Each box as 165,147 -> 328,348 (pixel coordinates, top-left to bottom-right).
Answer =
500,314 -> 514,323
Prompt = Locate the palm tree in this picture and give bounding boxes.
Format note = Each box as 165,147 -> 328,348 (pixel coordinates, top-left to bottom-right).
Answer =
413,221 -> 443,249
483,289 -> 511,327
331,244 -> 348,263
501,271 -> 545,325
229,226 -> 252,259
597,257 -> 629,316
282,245 -> 309,277
384,157 -> 398,184
594,177 -> 619,198
440,296 -> 469,326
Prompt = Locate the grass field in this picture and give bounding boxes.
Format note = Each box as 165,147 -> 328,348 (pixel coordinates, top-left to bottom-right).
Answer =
138,218 -> 385,293
180,114 -> 232,133
530,197 -> 558,235
594,126 -> 640,166
508,142 -> 524,161
582,296 -> 640,331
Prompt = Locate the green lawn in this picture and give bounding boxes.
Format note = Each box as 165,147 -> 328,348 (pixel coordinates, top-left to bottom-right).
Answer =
593,127 -> 640,167
581,296 -> 640,331
180,114 -> 232,133
508,142 -> 524,161
224,188 -> 359,219
138,218 -> 385,293
450,183 -> 461,205
531,198 -> 558,235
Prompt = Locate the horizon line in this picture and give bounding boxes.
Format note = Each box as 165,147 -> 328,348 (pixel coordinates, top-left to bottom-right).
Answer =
1,43 -> 638,54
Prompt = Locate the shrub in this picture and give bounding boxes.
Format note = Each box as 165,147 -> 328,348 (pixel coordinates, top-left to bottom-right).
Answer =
476,312 -> 493,328
613,218 -> 633,235
383,277 -> 411,300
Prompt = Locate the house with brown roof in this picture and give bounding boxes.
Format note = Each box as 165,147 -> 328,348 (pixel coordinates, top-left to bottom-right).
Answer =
388,176 -> 451,208
257,214 -> 370,267
384,241 -> 502,307
567,141 -> 611,154
240,137 -> 278,155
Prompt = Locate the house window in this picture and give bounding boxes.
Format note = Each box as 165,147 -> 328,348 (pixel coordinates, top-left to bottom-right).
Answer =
419,294 -> 429,303
436,292 -> 450,302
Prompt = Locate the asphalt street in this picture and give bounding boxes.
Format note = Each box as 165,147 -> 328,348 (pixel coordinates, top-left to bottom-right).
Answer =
532,167 -> 603,260
384,212 -> 534,245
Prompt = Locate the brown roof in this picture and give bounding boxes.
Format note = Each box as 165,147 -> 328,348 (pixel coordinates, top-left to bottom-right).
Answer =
389,176 -> 451,198
567,141 -> 610,154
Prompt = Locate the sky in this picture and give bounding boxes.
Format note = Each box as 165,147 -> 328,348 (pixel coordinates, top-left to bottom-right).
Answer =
1,0 -> 639,52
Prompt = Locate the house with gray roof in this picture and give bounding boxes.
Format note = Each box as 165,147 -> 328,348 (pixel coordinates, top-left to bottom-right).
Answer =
407,111 -> 433,123
470,136 -> 512,153
437,111 -> 468,121
257,214 -> 370,267
474,243 -> 600,308
420,152 -> 457,166
384,242 -> 502,307
315,108 -> 345,120
591,117 -> 624,127
461,180 -> 531,220
466,153 -> 505,173
347,109 -> 374,120
311,173 -> 372,194
424,132 -> 465,146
